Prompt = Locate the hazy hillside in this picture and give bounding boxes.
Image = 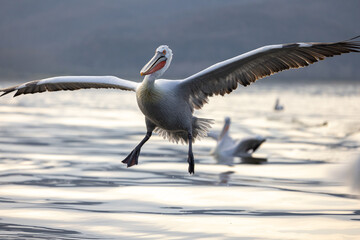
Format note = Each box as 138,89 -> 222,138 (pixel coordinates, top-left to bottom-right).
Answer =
0,0 -> 359,81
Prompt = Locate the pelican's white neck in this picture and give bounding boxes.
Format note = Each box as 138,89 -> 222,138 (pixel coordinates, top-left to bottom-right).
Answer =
219,118 -> 231,140
142,75 -> 156,85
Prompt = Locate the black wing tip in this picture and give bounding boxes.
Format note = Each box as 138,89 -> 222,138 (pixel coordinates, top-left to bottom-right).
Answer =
347,35 -> 360,41
342,35 -> 360,50
13,90 -> 23,97
0,88 -> 17,97
0,91 -> 9,97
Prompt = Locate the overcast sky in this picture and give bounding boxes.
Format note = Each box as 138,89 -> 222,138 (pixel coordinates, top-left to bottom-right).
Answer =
0,0 -> 359,82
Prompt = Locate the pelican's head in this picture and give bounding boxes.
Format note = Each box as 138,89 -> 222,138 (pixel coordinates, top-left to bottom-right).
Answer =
224,117 -> 231,126
140,45 -> 173,78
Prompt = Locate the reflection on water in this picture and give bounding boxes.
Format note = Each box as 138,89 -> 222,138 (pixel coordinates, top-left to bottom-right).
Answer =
0,222 -> 88,240
0,82 -> 360,239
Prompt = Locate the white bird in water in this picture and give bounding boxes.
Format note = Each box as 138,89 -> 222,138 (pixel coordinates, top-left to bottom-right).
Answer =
209,117 -> 266,164
1,37 -> 359,174
274,98 -> 284,111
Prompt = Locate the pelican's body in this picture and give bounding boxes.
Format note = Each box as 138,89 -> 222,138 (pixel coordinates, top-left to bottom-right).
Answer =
1,37 -> 359,174
137,78 -> 189,133
136,76 -> 212,144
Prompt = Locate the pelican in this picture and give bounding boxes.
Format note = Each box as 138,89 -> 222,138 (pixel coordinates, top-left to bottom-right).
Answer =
1,37 -> 359,174
208,117 -> 266,162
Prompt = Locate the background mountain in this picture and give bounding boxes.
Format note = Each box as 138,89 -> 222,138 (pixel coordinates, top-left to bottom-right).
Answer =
0,0 -> 359,82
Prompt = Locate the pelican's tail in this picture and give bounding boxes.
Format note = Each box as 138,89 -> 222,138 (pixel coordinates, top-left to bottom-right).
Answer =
154,117 -> 214,144
192,117 -> 214,143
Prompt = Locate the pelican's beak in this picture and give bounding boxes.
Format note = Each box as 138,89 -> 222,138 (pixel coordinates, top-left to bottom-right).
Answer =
140,51 -> 167,76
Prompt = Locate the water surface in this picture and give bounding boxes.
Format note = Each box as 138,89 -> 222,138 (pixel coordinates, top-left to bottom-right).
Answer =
0,81 -> 360,239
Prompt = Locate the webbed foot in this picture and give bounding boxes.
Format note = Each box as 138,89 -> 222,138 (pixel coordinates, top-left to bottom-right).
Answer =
122,148 -> 141,167
121,131 -> 152,168
187,152 -> 195,174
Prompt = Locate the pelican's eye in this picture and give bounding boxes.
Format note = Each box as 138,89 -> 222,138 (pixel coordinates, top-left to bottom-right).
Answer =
162,50 -> 166,55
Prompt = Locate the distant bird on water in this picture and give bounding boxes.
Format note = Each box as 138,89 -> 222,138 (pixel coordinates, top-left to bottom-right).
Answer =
274,98 -> 284,111
208,117 -> 266,163
1,36 -> 360,174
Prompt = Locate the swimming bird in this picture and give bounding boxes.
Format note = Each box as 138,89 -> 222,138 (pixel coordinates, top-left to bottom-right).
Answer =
274,98 -> 284,111
209,117 -> 266,163
1,37 -> 359,174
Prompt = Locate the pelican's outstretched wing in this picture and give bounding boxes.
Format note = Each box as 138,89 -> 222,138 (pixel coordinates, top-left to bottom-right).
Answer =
0,76 -> 139,97
233,137 -> 266,156
179,37 -> 360,110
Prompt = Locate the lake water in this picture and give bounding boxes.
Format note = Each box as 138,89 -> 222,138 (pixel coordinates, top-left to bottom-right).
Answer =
0,80 -> 360,239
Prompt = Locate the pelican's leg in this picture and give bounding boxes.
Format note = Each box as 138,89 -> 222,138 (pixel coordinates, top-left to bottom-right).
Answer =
122,118 -> 155,168
122,131 -> 152,167
187,133 -> 195,174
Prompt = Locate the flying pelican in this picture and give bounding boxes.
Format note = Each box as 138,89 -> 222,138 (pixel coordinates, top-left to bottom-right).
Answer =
208,117 -> 266,163
1,37 -> 359,174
